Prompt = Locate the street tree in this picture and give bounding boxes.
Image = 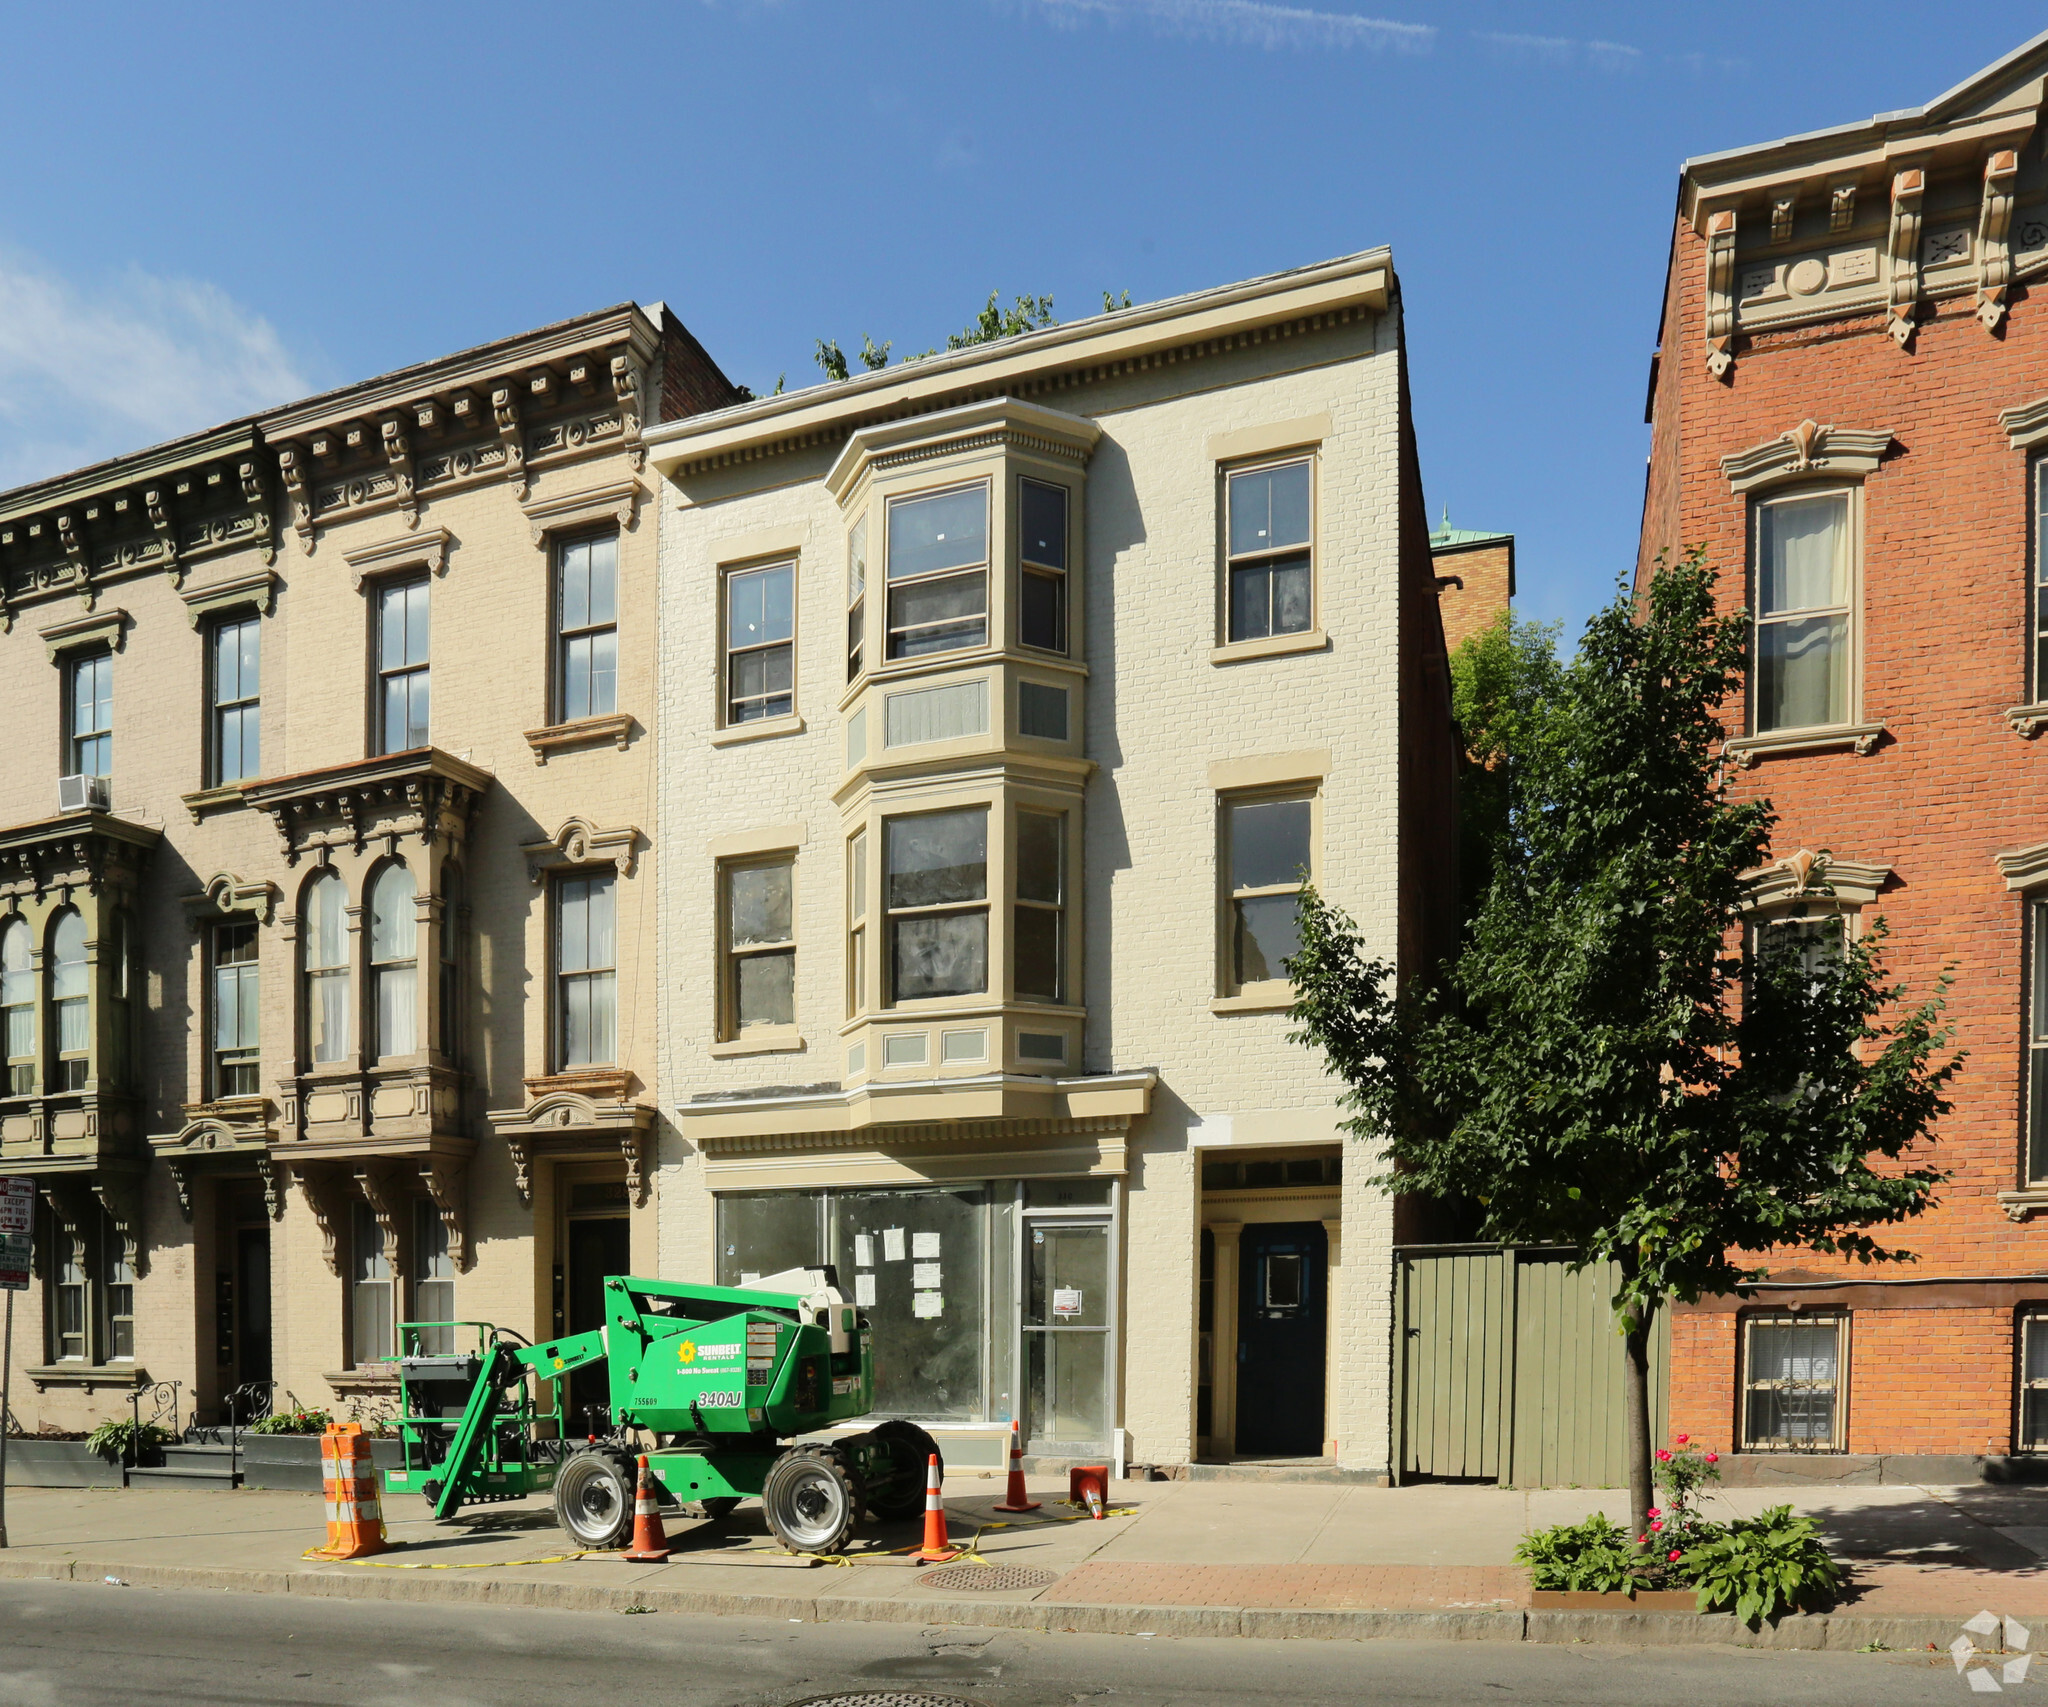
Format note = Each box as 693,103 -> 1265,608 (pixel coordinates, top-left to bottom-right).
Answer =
1286,550 -> 1960,1537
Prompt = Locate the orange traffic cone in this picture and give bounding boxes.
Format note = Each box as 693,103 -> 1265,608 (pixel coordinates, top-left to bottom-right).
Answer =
313,1424 -> 389,1559
993,1420 -> 1040,1513
620,1455 -> 673,1563
910,1452 -> 959,1564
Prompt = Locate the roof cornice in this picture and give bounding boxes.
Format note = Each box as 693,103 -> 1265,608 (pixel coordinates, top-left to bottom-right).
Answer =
645,250 -> 1392,480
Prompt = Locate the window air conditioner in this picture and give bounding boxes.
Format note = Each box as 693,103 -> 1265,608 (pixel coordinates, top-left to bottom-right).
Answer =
57,774 -> 111,814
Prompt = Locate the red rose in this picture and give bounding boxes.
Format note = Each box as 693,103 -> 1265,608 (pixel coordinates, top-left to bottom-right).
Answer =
1655,1449 -> 1672,1461
1668,1549 -> 1681,1562
1705,1452 -> 1718,1463
1649,1520 -> 1663,1532
1675,1434 -> 1689,1445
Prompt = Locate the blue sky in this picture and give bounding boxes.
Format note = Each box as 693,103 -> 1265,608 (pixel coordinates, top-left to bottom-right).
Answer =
0,3 -> 2030,637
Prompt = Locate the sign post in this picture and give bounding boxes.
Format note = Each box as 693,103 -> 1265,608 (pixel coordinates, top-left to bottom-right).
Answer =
0,1175 -> 35,1549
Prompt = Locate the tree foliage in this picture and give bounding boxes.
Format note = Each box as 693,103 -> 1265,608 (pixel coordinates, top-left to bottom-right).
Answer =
1287,548 -> 1960,1529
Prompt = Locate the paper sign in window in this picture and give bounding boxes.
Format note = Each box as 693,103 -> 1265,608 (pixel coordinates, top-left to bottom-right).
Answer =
883,1227 -> 906,1262
913,1232 -> 941,1258
913,1291 -> 943,1319
854,1234 -> 874,1267
913,1263 -> 942,1289
1052,1288 -> 1084,1317
855,1273 -> 877,1307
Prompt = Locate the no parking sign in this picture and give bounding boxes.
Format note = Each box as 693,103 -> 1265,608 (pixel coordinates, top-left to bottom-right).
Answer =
0,1176 -> 30,1291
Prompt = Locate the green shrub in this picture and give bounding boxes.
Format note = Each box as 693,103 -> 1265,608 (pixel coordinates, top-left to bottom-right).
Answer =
248,1405 -> 333,1435
84,1417 -> 176,1463
1514,1513 -> 1643,1594
1680,1505 -> 1843,1625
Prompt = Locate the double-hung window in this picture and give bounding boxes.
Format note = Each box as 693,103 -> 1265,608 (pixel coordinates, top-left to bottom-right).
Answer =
304,870 -> 351,1067
557,533 -> 618,722
413,1199 -> 455,1355
725,561 -> 795,723
370,865 -> 418,1059
1014,811 -> 1065,1002
105,1234 -> 135,1360
2021,1312 -> 2048,1452
555,871 -> 617,1067
1741,1312 -> 1846,1450
212,919 -> 261,1097
847,519 -> 867,682
724,856 -> 795,1032
847,831 -> 867,1015
49,907 -> 87,1091
376,578 -> 430,754
211,615 -> 261,784
886,484 -> 988,659
1019,480 -> 1069,653
67,650 -> 112,778
1225,460 -> 1313,643
2029,900 -> 2048,1187
1753,490 -> 1852,732
53,1231 -> 87,1360
1,917 -> 32,1095
886,809 -> 988,1001
351,1202 -> 392,1367
1224,794 -> 1314,992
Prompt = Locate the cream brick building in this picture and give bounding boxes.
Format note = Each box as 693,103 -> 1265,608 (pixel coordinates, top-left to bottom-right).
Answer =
646,252 -> 1459,1475
0,304 -> 738,1432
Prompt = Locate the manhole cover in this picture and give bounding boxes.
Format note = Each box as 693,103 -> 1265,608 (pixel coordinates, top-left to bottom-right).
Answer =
916,1563 -> 1061,1593
783,1697 -> 987,1707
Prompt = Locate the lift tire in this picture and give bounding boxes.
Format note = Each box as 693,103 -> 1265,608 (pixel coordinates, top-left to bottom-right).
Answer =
761,1444 -> 865,1555
698,1496 -> 741,1522
553,1449 -> 636,1548
861,1419 -> 943,1522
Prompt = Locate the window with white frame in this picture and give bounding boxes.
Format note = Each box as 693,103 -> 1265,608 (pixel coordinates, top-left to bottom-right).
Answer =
886,483 -> 988,659
2033,459 -> 2048,705
2,916 -> 32,1096
304,869 -> 351,1067
2030,899 -> 2048,1188
413,1198 -> 454,1355
847,517 -> 867,683
51,1225 -> 86,1361
847,830 -> 867,1016
376,577 -> 430,754
557,532 -> 618,722
1223,793 -> 1314,993
724,856 -> 795,1033
49,907 -> 87,1091
105,1231 -> 134,1360
1014,810 -> 1065,1003
1753,489 -> 1853,733
1019,479 -> 1069,654
555,871 -> 617,1068
725,560 -> 795,724
351,1201 -> 392,1367
212,918 -> 261,1097
211,614 -> 261,785
370,865 -> 418,1058
1225,460 -> 1313,643
886,809 -> 989,1001
1741,1312 -> 1846,1450
66,649 -> 112,778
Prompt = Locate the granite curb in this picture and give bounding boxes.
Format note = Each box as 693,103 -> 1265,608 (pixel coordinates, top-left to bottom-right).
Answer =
0,1552 -> 1980,1649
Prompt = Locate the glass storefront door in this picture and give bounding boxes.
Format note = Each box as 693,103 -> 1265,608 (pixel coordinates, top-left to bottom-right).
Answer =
1023,1217 -> 1112,1452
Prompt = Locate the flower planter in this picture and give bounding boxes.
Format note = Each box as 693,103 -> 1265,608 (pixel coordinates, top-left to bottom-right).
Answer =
2,1439 -> 124,1488
1529,1589 -> 1702,1611
239,1433 -> 406,1492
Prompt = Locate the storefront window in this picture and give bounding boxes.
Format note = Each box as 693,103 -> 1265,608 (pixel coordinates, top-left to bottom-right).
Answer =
1025,1219 -> 1112,1448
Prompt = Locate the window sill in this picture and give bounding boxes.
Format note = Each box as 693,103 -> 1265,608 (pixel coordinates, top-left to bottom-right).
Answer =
710,714 -> 805,748
1723,722 -> 1885,768
325,1367 -> 400,1391
1999,1189 -> 2048,1222
709,1028 -> 806,1058
524,712 -> 636,764
25,1363 -> 148,1389
1210,629 -> 1327,667
1211,988 -> 1296,1015
181,783 -> 248,822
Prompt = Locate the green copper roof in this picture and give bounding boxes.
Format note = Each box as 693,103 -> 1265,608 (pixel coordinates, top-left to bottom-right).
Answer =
1429,508 -> 1511,550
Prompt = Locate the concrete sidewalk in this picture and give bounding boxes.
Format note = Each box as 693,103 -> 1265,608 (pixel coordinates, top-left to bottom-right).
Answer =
0,1471 -> 2043,1649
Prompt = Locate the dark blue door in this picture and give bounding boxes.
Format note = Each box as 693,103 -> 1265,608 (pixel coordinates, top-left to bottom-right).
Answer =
1234,1222 -> 1326,1457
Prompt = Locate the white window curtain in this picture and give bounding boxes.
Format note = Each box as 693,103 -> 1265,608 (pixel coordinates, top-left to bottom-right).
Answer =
50,909 -> 88,1058
305,871 -> 351,1065
370,865 -> 418,1058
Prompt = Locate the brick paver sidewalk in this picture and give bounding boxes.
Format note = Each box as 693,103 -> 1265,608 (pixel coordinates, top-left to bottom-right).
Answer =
1048,1562 -> 1526,1609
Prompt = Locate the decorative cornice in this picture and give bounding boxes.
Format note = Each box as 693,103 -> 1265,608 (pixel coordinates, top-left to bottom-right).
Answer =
180,567 -> 279,629
520,815 -> 641,882
181,871 -> 279,924
0,811 -> 160,899
1977,150 -> 2020,331
692,1111 -> 1135,1154
1999,397 -> 2048,453
1719,421 -> 1892,494
1723,721 -> 1886,766
341,526 -> 451,589
1704,208 -> 1738,377
1886,168 -> 1926,348
521,478 -> 639,547
39,608 -> 128,664
1997,839 -> 2048,892
523,712 -> 635,765
241,747 -> 491,866
486,1088 -> 654,1206
1743,848 -> 1894,910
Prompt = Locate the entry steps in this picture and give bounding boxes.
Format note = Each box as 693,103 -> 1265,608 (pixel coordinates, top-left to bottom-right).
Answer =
128,1442 -> 242,1488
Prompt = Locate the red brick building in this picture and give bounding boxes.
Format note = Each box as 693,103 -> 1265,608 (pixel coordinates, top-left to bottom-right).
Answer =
1639,32 -> 2048,1473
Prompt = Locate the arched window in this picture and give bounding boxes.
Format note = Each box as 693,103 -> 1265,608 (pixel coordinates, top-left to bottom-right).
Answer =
370,864 -> 417,1059
1,917 -> 32,1095
49,908 -> 87,1091
304,871 -> 350,1066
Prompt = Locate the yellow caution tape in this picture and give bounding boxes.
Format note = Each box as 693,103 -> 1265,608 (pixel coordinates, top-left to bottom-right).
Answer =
304,1546 -> 602,1569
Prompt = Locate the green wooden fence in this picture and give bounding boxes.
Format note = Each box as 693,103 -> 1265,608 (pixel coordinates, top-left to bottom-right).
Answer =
1395,1245 -> 1668,1487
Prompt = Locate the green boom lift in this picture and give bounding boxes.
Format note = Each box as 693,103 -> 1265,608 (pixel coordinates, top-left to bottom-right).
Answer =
383,1267 -> 939,1555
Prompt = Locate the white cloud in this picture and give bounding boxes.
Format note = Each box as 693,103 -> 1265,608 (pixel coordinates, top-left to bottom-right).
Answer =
1472,30 -> 1644,72
0,250 -> 312,492
1031,0 -> 1434,53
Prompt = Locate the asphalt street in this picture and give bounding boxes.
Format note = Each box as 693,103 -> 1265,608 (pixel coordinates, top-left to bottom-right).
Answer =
0,1577 -> 1976,1707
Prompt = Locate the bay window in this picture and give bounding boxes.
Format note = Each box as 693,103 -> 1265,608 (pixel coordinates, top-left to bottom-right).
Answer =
847,518 -> 867,682
886,483 -> 988,659
370,864 -> 418,1059
1019,480 -> 1069,653
304,869 -> 351,1066
886,808 -> 989,1001
2,917 -> 32,1095
1014,810 -> 1065,1002
49,906 -> 87,1091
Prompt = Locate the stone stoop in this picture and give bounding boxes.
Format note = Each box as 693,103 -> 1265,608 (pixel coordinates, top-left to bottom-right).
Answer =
126,1443 -> 242,1489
